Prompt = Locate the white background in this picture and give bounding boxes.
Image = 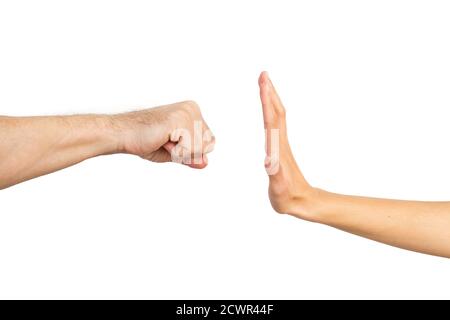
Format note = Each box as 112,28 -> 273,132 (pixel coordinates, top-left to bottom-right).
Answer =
1,0 -> 450,299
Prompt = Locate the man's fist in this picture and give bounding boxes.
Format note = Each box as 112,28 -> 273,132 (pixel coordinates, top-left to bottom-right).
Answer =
113,101 -> 215,169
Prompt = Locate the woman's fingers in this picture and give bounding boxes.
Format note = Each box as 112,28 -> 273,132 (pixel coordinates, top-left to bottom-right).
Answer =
259,71 -> 289,176
259,71 -> 275,131
259,71 -> 276,169
267,75 -> 286,115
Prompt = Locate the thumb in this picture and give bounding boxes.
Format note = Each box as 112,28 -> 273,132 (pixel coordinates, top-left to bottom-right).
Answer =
163,141 -> 208,169
163,141 -> 182,164
259,71 -> 287,128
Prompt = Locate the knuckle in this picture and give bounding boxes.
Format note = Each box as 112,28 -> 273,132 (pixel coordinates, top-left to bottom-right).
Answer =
182,100 -> 200,112
204,140 -> 215,153
203,130 -> 215,143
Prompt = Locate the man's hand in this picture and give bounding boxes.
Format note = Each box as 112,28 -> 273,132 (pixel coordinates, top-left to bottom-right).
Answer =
113,100 -> 215,169
0,100 -> 214,189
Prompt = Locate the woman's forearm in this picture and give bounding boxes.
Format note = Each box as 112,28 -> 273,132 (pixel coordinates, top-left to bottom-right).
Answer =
303,189 -> 450,258
258,71 -> 450,258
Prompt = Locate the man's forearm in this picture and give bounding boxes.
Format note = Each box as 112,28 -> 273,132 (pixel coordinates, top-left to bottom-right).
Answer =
0,115 -> 118,189
0,101 -> 214,189
305,189 -> 450,258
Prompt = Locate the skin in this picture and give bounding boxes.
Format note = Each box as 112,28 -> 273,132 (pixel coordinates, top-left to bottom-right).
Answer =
0,101 -> 214,190
1,76 -> 449,258
259,71 -> 450,258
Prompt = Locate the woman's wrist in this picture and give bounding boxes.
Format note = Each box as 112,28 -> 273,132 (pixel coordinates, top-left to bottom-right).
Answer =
285,187 -> 333,224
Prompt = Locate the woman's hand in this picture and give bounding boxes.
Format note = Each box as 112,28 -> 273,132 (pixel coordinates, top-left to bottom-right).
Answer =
259,71 -> 319,221
258,71 -> 450,258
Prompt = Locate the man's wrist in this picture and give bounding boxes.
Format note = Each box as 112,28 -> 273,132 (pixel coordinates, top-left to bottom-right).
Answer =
62,114 -> 123,156
104,108 -> 163,156
96,115 -> 126,155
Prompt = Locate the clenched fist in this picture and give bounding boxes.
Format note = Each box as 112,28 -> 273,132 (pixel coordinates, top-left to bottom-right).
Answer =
113,100 -> 215,169
0,100 -> 215,189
